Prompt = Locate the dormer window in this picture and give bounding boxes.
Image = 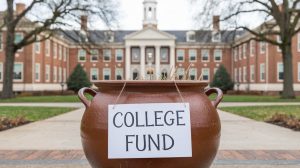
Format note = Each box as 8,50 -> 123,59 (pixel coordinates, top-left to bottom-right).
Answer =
186,31 -> 196,42
105,31 -> 114,43
212,31 -> 221,42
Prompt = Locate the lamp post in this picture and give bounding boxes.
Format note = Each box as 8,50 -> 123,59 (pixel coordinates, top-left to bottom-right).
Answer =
60,82 -> 65,95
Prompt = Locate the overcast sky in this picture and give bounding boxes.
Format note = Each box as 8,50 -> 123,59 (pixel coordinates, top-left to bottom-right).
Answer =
0,0 -> 261,30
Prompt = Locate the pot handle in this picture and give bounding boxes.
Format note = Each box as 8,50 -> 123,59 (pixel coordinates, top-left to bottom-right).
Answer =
78,87 -> 97,108
204,88 -> 223,108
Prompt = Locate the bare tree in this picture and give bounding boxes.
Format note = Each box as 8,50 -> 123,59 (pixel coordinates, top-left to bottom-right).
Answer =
0,0 -> 118,99
193,0 -> 300,99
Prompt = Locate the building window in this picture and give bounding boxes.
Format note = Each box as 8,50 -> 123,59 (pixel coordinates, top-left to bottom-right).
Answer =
201,49 -> 209,62
260,63 -> 265,81
234,68 -> 238,82
161,69 -> 168,80
53,42 -> 57,58
103,68 -> 111,80
63,47 -> 67,62
131,47 -> 141,63
260,41 -> 266,54
277,36 -> 282,52
116,49 -> 123,62
176,49 -> 184,62
0,33 -> 2,51
132,69 -> 139,80
45,65 -> 50,82
115,68 -> 123,80
13,63 -> 23,81
298,34 -> 300,52
214,49 -> 222,62
35,63 -> 40,82
189,49 -> 197,62
243,43 -> 247,59
90,49 -> 99,62
234,48 -> 237,62
53,66 -> 57,82
78,49 -> 86,62
250,65 -> 255,82
277,62 -> 284,81
58,45 -> 62,60
239,67 -> 242,82
212,31 -> 221,42
186,31 -> 196,42
238,46 -> 242,60
160,47 -> 169,63
91,68 -> 99,81
202,68 -> 209,81
298,63 -> 300,81
103,49 -> 111,62
146,47 -> 155,63
15,33 -> 24,51
177,68 -> 185,80
63,68 -> 67,82
58,67 -> 62,82
189,68 -> 197,80
250,40 -> 255,57
35,38 -> 40,54
243,66 -> 247,82
46,40 -> 50,57
0,63 -> 2,81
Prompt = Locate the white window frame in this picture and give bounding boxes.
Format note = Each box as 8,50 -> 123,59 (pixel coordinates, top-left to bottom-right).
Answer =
90,68 -> 99,81
53,42 -> 57,59
202,68 -> 210,81
239,67 -> 242,82
63,68 -> 67,82
250,65 -> 255,82
250,40 -> 255,57
234,48 -> 237,62
260,41 -> 266,54
45,65 -> 50,82
176,49 -> 185,62
177,68 -> 185,80
189,68 -> 197,80
239,46 -> 242,60
78,49 -> 87,62
260,63 -> 265,81
90,49 -> 99,62
63,47 -> 67,62
35,37 -> 41,54
15,33 -> 24,52
53,66 -> 57,82
243,43 -> 247,59
13,62 -> 24,82
58,67 -> 62,82
35,63 -> 40,82
234,68 -> 238,82
103,49 -> 112,62
201,49 -> 210,62
115,68 -> 124,80
243,66 -> 247,82
214,49 -> 222,62
0,62 -> 3,81
277,62 -> 283,82
115,49 -> 124,62
298,33 -> 300,52
58,45 -> 62,60
189,49 -> 197,62
298,62 -> 300,82
103,68 -> 111,80
46,40 -> 50,57
277,36 -> 282,52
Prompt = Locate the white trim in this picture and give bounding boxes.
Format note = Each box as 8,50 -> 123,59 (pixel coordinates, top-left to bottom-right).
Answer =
45,40 -> 50,57
35,63 -> 40,82
189,68 -> 197,80
202,68 -> 210,81
250,40 -> 255,57
250,65 -> 255,82
103,68 -> 111,80
115,68 -> 124,80
234,83 -> 300,92
298,62 -> 300,82
0,84 -> 68,92
90,49 -> 99,62
239,67 -> 242,83
53,42 -> 57,59
58,67 -> 62,83
58,45 -> 62,60
13,62 -> 24,82
0,32 -> 3,52
53,66 -> 57,83
115,49 -> 124,62
243,66 -> 247,82
78,49 -> 87,62
214,49 -> 222,62
201,49 -> 210,62
260,41 -> 266,54
176,49 -> 185,62
298,33 -> 300,52
35,37 -> 41,54
103,49 -> 112,62
276,36 -> 282,52
45,64 -> 50,83
90,68 -> 99,81
233,48 -> 237,62
243,43 -> 247,59
260,63 -> 265,82
277,62 -> 283,82
234,68 -> 238,82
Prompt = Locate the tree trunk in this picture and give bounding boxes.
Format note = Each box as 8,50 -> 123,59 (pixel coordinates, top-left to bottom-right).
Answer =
281,43 -> 295,99
1,0 -> 16,99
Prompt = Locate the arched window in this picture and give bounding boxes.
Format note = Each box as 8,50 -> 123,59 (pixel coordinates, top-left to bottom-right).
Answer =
147,7 -> 153,19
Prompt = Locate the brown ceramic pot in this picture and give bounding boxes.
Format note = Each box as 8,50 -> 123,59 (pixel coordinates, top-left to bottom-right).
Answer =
78,81 -> 223,168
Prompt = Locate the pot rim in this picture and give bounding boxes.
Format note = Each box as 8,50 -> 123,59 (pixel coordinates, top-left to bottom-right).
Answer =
95,80 -> 208,88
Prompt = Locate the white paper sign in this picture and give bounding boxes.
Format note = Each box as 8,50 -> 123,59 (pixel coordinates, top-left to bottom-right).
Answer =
108,103 -> 192,159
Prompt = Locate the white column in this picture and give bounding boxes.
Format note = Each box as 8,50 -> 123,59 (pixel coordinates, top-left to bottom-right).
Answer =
125,45 -> 131,80
140,45 -> 146,80
170,45 -> 176,79
155,45 -> 160,80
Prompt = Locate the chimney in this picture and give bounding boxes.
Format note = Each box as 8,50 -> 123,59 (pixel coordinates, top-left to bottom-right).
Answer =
81,15 -> 88,31
16,3 -> 26,15
213,15 -> 220,31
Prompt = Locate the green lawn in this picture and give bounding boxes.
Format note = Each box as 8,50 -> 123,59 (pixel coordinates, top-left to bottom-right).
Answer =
0,106 -> 76,121
0,95 -> 80,103
220,106 -> 300,121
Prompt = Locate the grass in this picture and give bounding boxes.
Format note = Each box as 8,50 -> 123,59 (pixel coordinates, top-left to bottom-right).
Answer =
220,106 -> 300,121
0,95 -> 80,103
0,106 -> 76,121
208,94 -> 300,102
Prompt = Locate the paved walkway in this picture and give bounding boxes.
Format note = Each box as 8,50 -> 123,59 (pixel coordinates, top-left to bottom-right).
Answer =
0,102 -> 299,167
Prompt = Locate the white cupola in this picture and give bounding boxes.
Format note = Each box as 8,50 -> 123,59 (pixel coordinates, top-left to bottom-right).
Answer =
143,0 -> 158,29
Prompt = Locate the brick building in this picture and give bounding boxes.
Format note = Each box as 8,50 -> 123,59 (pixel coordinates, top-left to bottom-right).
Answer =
0,0 -> 299,94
